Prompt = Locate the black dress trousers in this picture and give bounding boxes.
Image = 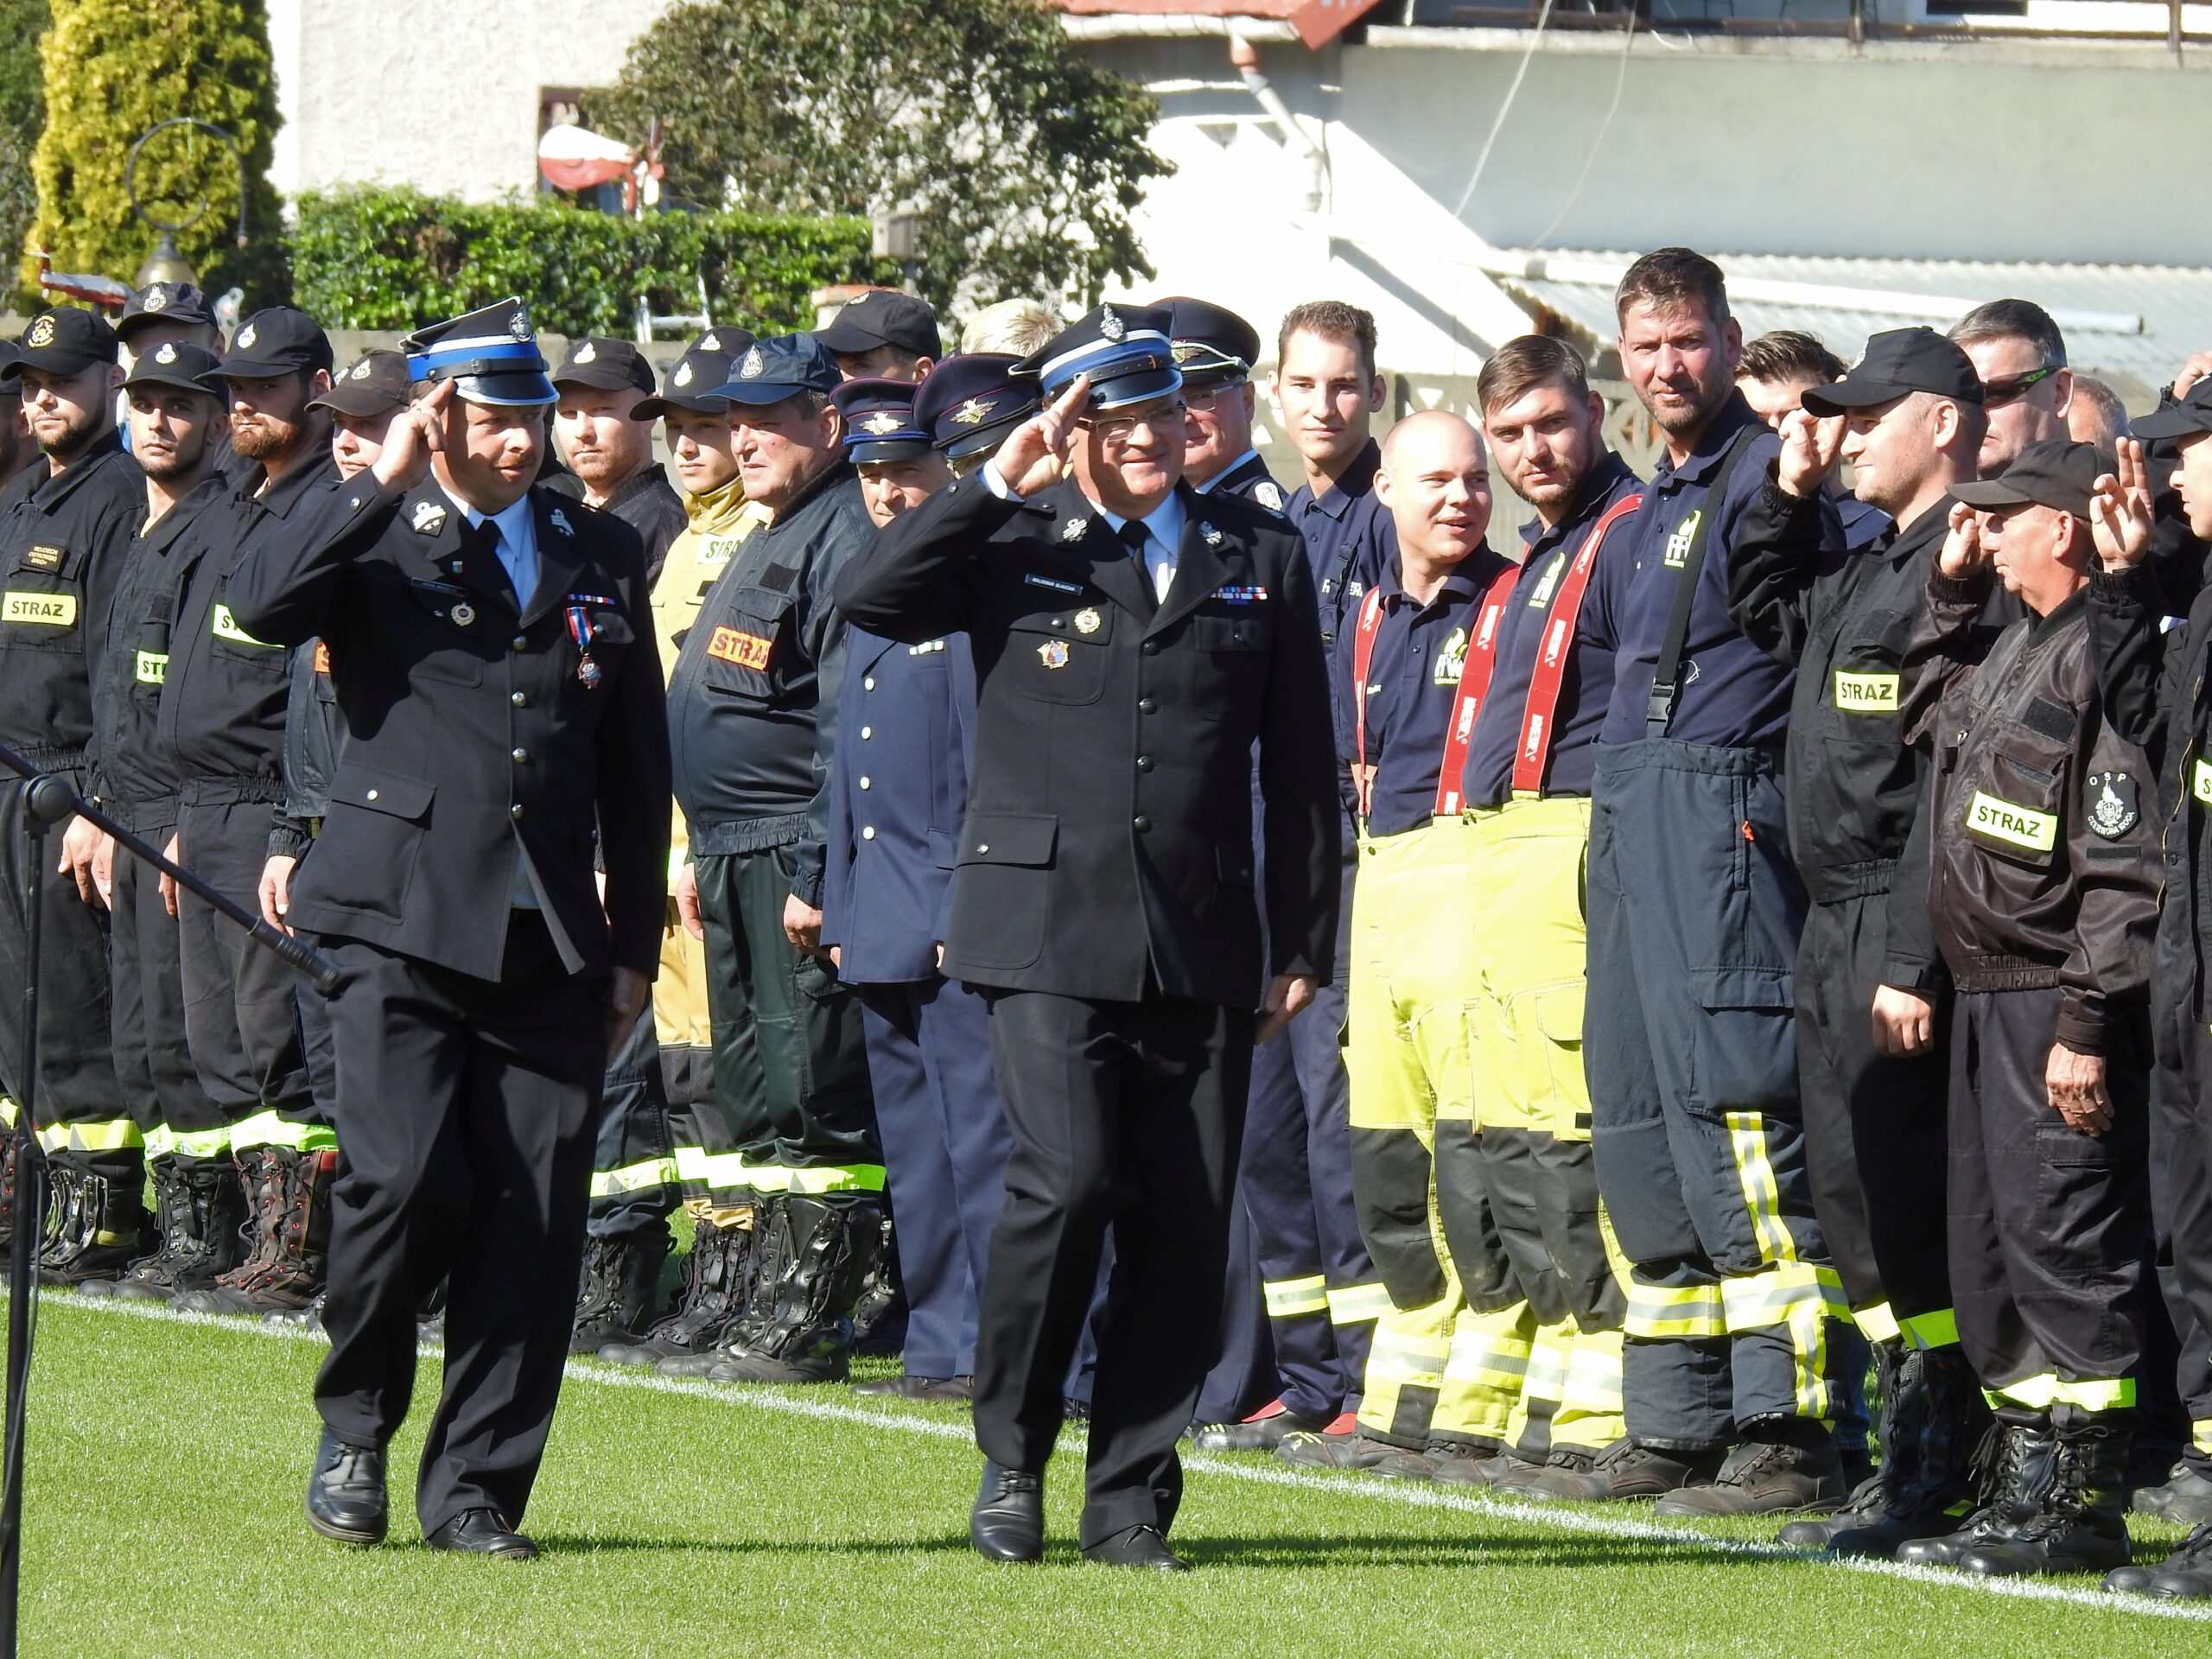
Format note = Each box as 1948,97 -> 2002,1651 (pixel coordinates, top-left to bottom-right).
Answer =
974,987 -> 1255,1548
313,912 -> 604,1535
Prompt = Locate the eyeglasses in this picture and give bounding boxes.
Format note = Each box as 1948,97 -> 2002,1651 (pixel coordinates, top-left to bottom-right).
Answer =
1077,400 -> 1187,445
1182,379 -> 1247,413
1980,365 -> 2059,409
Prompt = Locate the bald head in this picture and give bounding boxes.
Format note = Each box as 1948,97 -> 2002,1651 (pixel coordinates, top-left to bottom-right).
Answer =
1376,410 -> 1492,568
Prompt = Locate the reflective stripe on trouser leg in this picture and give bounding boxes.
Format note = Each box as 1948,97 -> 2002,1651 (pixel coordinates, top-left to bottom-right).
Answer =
1985,1373 -> 2137,1412
1899,1307 -> 1961,1350
1328,1281 -> 1391,1325
1554,1326 -> 1628,1452
1720,1260 -> 1847,1424
227,1109 -> 337,1154
1506,1325 -> 1572,1460
590,1158 -> 682,1199
2194,1419 -> 2212,1457
35,1118 -> 143,1154
1354,1282 -> 1461,1449
1855,1300 -> 1901,1345
1433,1297 -> 1534,1446
1265,1274 -> 1330,1319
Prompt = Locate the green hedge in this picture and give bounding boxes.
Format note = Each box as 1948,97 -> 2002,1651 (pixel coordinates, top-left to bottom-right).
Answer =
289,188 -> 893,337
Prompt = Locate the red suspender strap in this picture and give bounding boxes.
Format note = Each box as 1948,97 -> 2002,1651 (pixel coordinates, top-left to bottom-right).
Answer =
1350,587 -> 1386,782
1508,492 -> 1643,796
1433,562 -> 1521,817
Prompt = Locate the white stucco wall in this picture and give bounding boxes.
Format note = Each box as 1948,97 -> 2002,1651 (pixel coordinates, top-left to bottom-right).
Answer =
265,0 -> 676,203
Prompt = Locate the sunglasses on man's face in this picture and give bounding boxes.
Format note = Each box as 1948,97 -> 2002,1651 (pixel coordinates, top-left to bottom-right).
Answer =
1980,365 -> 2059,409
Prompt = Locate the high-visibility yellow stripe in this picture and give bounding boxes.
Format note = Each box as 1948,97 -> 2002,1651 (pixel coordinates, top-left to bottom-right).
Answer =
782,1164 -> 887,1195
1562,1342 -> 1625,1414
1899,1307 -> 1961,1351
0,1097 -> 16,1130
1522,1332 -> 1571,1402
1724,1110 -> 1798,1265
588,1156 -> 680,1198
1719,1261 -> 1847,1332
1854,1300 -> 1901,1344
1327,1281 -> 1393,1325
211,603 -> 279,647
673,1145 -> 713,1184
229,1110 -> 337,1154
36,1118 -> 142,1153
2194,1419 -> 2212,1457
1988,1373 -> 2136,1412
145,1123 -> 234,1160
1264,1274 -> 1330,1319
1624,1280 -> 1725,1340
1446,1323 -> 1533,1391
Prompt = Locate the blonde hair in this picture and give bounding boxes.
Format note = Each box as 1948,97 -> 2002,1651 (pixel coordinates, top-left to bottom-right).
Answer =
962,299 -> 1060,357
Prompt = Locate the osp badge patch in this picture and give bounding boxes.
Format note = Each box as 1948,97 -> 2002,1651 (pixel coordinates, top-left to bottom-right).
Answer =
2086,770 -> 2139,840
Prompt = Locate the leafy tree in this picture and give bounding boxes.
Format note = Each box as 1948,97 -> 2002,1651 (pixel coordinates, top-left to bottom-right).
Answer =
21,0 -> 287,305
589,0 -> 1170,314
0,0 -> 48,279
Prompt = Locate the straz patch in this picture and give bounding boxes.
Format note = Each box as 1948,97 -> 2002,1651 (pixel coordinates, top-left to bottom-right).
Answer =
22,545 -> 62,571
1215,585 -> 1268,605
134,650 -> 167,684
1966,790 -> 2057,855
706,626 -> 772,671
2085,770 -> 2140,840
3,592 -> 75,626
211,604 -> 278,646
2196,758 -> 2212,807
1833,671 -> 1901,714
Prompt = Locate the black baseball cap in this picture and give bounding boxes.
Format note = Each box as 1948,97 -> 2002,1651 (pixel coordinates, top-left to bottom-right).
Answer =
118,281 -> 216,341
1802,327 -> 1984,415
816,290 -> 942,362
1157,296 -> 1261,384
121,340 -> 225,397
551,336 -> 657,396
217,307 -> 334,379
713,334 -> 841,405
1950,438 -> 2101,518
309,350 -> 410,417
2,308 -> 120,378
2131,378 -> 2212,443
633,327 -> 755,419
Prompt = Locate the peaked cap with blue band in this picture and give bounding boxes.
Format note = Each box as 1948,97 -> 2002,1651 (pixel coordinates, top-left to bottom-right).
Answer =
831,378 -> 933,465
400,296 -> 556,407
1012,302 -> 1181,414
913,353 -> 1037,462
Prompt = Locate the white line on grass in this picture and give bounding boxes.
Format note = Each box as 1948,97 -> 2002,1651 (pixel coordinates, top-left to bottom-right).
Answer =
47,1292 -> 2212,1623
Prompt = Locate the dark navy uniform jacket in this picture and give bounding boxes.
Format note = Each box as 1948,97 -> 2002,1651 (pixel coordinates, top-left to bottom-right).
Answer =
821,624 -> 977,985
1598,393 -> 1840,753
834,473 -> 1339,1008
1461,454 -> 1643,809
226,477 -> 669,982
1351,557 -> 1503,837
0,429 -> 142,763
1198,450 -> 1288,516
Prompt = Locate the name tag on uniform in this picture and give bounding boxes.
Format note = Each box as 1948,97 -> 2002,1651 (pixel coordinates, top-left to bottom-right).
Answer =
707,625 -> 772,671
135,650 -> 167,684
212,603 -> 278,647
22,545 -> 62,571
3,591 -> 75,626
1967,790 -> 2057,854
1833,671 -> 1900,714
2195,758 -> 2212,806
1023,573 -> 1082,594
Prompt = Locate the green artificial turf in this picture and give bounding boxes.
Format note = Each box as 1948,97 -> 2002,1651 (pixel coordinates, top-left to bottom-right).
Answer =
7,1293 -> 2200,1658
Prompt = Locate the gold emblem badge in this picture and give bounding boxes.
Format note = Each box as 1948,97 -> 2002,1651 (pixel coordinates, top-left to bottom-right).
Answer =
24,315 -> 54,348
950,397 -> 994,426
860,411 -> 905,435
1073,608 -> 1101,635
450,601 -> 476,627
1038,639 -> 1070,670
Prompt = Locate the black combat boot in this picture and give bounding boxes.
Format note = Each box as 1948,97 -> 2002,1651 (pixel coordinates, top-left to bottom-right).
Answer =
180,1147 -> 333,1314
1780,1340 -> 1910,1548
111,1157 -> 249,1302
709,1194 -> 885,1384
2107,1519 -> 2212,1599
1819,1346 -> 1990,1558
1897,1408 -> 2056,1567
569,1228 -> 671,1354
36,1158 -> 148,1287
639,1210 -> 763,1373
1956,1405 -> 2133,1577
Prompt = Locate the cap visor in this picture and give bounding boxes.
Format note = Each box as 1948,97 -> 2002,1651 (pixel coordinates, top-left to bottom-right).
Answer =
712,380 -> 817,406
943,415 -> 1031,461
1084,365 -> 1185,412
1801,380 -> 1911,415
216,353 -> 320,380
454,372 -> 557,407
814,320 -> 891,353
123,371 -> 224,398
633,392 -> 728,420
848,438 -> 934,465
552,365 -> 652,395
3,349 -> 104,379
308,387 -> 404,416
1948,479 -> 2037,509
2129,404 -> 2212,442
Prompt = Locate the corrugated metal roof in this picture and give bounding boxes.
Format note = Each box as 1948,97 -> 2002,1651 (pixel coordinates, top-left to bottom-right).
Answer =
1492,250 -> 2212,404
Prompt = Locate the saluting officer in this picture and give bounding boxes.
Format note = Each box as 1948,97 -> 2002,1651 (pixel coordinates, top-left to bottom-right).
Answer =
1727,328 -> 1994,1554
168,308 -> 344,1320
1892,441 -> 2158,1579
227,297 -> 668,1561
0,308 -> 141,1275
836,303 -> 1339,1571
822,367 -> 1026,1402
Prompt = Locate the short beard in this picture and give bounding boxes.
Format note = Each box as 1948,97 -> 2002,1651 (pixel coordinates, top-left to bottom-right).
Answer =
231,410 -> 307,462
1639,373 -> 1732,440
39,402 -> 110,463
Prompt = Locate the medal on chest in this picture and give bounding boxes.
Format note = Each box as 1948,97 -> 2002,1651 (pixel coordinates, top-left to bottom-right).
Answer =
565,604 -> 602,689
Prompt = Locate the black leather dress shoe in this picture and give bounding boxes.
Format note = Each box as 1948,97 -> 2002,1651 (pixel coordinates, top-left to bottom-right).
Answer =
306,1430 -> 387,1546
1082,1524 -> 1188,1571
851,1374 -> 974,1402
425,1509 -> 539,1560
969,1461 -> 1044,1563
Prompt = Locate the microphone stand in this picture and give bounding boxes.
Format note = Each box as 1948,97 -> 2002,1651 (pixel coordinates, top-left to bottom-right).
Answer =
0,741 -> 338,1659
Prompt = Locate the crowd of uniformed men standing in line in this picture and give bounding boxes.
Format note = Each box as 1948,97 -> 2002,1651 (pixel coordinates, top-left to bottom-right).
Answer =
10,242 -> 2212,1586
